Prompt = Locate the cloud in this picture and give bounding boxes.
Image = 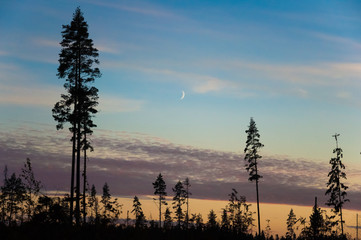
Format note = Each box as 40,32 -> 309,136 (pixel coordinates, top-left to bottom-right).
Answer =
0,83 -> 143,113
101,58 -> 361,106
294,88 -> 309,98
1,123 -> 360,210
314,32 -> 361,50
95,41 -> 142,55
102,60 -> 238,94
0,83 -> 62,107
0,37 -> 59,65
32,38 -> 59,48
96,45 -> 120,55
0,65 -> 143,112
226,60 -> 361,87
99,95 -> 144,112
336,91 -> 352,100
84,0 -> 180,19
192,76 -> 232,94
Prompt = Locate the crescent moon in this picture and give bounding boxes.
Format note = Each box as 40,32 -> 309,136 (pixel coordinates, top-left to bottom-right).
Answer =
180,90 -> 185,100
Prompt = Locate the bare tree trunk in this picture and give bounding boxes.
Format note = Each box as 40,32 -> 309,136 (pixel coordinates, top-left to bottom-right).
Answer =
75,47 -> 81,226
70,52 -> 79,225
186,185 -> 189,229
159,196 -> 161,228
255,162 -> 261,236
75,121 -> 81,226
256,180 -> 261,236
83,131 -> 87,224
70,125 -> 76,224
339,183 -> 344,235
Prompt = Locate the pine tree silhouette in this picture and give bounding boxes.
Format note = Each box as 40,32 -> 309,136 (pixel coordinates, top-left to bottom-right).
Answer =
52,7 -> 100,225
244,118 -> 264,236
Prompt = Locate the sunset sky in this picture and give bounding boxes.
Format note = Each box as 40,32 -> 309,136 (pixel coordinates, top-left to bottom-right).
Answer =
1,0 -> 361,236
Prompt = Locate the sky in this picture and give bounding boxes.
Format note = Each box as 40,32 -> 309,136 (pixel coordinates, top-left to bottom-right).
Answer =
1,0 -> 361,236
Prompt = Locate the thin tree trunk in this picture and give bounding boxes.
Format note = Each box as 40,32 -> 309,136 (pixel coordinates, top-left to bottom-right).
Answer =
75,45 -> 81,226
70,51 -> 79,225
159,196 -> 161,228
255,160 -> 261,237
70,125 -> 76,224
256,180 -> 261,236
83,131 -> 87,224
338,182 -> 344,235
186,184 -> 189,229
336,162 -> 344,236
340,208 -> 343,235
75,121 -> 81,225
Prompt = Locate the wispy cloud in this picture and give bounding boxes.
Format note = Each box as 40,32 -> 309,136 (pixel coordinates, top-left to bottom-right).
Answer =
314,32 -> 361,50
0,63 -> 62,106
102,60 -> 238,94
0,83 -> 62,107
0,79 -> 144,113
95,41 -> 142,55
96,45 -> 120,55
32,38 -> 59,48
336,91 -> 352,100
102,58 -> 361,105
1,124 -> 360,209
99,95 -> 144,112
225,60 -> 361,87
0,50 -> 8,56
84,0 -> 180,19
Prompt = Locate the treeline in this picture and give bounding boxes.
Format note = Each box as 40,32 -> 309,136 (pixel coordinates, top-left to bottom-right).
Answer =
0,159 -> 350,240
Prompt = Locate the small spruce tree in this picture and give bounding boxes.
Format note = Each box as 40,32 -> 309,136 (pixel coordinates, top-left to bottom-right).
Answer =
132,196 -> 146,228
309,197 -> 325,239
172,181 -> 186,228
20,158 -> 41,221
88,184 -> 99,223
207,209 -> 218,229
152,173 -> 167,228
164,207 -> 172,229
286,209 -> 297,239
221,208 -> 230,229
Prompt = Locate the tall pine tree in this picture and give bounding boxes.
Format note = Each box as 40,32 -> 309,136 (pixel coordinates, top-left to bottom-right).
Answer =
325,134 -> 349,235
244,117 -> 264,236
53,7 -> 100,225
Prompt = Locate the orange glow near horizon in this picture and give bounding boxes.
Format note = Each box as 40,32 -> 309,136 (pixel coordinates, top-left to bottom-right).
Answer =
117,196 -> 360,238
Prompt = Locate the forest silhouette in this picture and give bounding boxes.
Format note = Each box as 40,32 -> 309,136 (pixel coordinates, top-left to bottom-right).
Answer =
0,7 -> 354,240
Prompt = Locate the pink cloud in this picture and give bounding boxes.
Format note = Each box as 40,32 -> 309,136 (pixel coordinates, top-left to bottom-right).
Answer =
0,123 -> 360,210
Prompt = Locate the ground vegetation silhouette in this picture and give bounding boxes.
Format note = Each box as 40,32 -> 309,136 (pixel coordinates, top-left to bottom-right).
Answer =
0,159 -> 352,240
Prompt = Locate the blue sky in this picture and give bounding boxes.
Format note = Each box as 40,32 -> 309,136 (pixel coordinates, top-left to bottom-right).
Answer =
1,0 -> 361,210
